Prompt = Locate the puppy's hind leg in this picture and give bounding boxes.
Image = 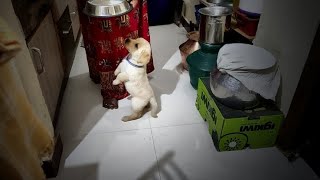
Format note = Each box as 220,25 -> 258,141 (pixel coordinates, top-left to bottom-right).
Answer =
122,97 -> 148,122
149,97 -> 158,118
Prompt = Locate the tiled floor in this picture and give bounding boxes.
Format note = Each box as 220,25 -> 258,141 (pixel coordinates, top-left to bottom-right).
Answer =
51,24 -> 318,180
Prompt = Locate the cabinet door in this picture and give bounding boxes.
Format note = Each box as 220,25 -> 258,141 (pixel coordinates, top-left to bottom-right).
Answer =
67,0 -> 80,41
28,11 -> 64,119
52,0 -> 68,22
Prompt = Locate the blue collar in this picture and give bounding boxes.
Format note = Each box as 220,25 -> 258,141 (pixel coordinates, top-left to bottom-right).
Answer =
126,56 -> 144,68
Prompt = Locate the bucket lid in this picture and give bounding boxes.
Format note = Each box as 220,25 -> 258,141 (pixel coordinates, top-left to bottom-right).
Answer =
199,6 -> 233,17
83,0 -> 132,17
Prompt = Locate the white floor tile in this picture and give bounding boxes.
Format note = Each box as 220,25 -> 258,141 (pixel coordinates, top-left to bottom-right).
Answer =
152,123 -> 317,180
149,90 -> 203,128
57,74 -> 150,142
54,130 -> 160,180
291,158 -> 319,180
53,24 -> 318,180
151,123 -> 217,180
88,101 -> 151,134
56,73 -> 103,141
149,51 -> 203,128
150,24 -> 187,71
205,147 -> 300,180
69,37 -> 89,78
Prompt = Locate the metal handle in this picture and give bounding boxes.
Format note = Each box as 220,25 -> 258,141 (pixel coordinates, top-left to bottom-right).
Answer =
62,24 -> 72,34
30,47 -> 45,74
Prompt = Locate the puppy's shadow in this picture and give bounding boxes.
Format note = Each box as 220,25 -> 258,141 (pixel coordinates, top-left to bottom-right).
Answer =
148,68 -> 180,114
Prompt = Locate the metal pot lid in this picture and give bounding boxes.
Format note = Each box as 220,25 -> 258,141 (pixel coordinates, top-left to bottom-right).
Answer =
199,6 -> 233,17
83,0 -> 133,18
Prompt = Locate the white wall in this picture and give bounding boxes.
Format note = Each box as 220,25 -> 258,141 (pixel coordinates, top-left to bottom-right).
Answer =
253,0 -> 320,115
0,0 -> 53,135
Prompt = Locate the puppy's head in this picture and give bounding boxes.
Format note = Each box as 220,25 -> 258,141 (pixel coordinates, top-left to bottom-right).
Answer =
125,38 -> 151,65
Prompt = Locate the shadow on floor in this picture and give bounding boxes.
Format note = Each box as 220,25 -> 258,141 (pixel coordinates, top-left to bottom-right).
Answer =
57,72 -> 106,141
55,72 -> 107,173
52,163 -> 98,180
138,151 -> 188,180
149,68 -> 180,114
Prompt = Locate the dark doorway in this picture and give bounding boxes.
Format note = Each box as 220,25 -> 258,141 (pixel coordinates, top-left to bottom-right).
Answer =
277,23 -> 320,177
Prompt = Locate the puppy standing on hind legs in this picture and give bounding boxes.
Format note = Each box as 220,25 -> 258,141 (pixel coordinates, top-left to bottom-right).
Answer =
113,38 -> 158,122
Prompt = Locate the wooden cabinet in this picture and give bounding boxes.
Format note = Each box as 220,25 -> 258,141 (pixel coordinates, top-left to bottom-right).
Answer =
52,0 -> 80,41
52,0 -> 68,22
26,1 -> 79,120
67,0 -> 80,41
28,11 -> 64,119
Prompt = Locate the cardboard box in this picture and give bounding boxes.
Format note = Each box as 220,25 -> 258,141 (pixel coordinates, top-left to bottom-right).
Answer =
196,77 -> 284,151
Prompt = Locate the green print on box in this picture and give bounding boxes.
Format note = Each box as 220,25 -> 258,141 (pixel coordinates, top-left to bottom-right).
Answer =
196,78 -> 284,152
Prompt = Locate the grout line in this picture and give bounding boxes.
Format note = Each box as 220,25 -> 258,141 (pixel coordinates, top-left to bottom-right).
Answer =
150,121 -> 206,130
65,120 -> 206,142
150,126 -> 162,180
63,126 -> 152,143
147,113 -> 162,180
87,126 -> 151,135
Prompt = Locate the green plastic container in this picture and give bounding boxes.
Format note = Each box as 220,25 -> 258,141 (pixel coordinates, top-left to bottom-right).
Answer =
186,43 -> 222,89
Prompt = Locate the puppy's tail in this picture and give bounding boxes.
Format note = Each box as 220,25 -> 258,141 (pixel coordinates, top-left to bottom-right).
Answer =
149,97 -> 158,118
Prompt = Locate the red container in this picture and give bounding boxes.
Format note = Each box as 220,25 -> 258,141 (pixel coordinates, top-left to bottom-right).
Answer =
76,0 -> 155,106
235,9 -> 260,36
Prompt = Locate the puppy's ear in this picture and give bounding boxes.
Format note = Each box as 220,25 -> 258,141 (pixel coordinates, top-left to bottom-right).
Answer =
137,50 -> 150,65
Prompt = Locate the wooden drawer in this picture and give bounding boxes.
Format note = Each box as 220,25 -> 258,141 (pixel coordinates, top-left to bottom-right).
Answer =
28,11 -> 64,119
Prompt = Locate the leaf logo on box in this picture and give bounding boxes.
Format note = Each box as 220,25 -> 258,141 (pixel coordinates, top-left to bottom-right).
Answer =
240,122 -> 276,132
201,92 -> 217,125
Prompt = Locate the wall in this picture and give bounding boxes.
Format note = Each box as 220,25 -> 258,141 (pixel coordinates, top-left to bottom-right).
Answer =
253,0 -> 320,115
0,0 -> 53,135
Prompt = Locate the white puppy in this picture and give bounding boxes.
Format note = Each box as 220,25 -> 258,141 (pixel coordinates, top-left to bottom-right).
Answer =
113,38 -> 158,122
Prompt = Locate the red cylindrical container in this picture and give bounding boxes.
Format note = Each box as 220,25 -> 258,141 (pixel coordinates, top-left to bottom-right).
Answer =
235,9 -> 260,36
76,0 -> 154,107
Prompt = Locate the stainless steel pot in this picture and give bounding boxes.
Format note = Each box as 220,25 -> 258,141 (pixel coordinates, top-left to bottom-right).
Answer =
198,6 -> 232,44
206,0 -> 232,5
210,69 -> 260,110
83,0 -> 133,17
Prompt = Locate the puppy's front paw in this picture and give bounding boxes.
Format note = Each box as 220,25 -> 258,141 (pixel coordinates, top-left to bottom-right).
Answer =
113,79 -> 120,85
